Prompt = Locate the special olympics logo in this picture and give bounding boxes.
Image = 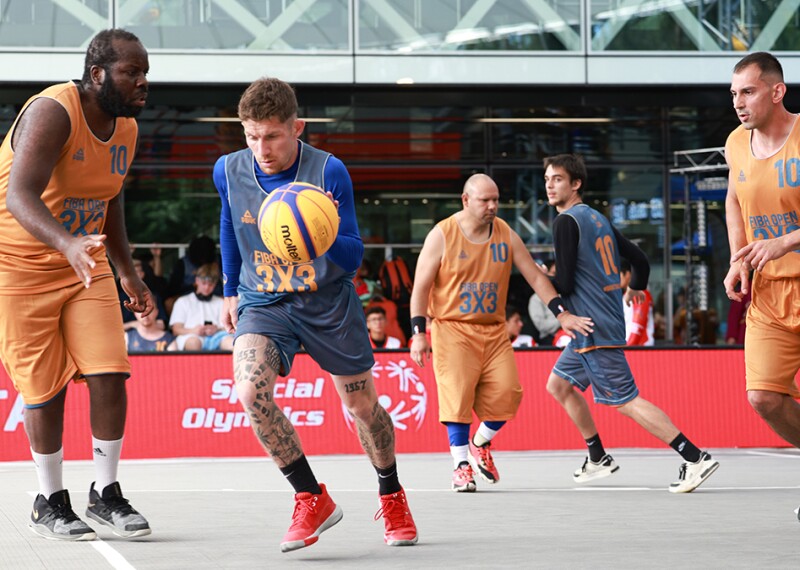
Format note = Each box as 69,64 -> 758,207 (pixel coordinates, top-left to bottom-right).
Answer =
342,357 -> 428,431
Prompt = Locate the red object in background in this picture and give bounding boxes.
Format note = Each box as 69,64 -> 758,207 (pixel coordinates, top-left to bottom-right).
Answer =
0,350 -> 791,462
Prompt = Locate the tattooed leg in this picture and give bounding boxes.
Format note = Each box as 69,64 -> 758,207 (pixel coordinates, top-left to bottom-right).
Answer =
333,373 -> 396,468
233,333 -> 304,468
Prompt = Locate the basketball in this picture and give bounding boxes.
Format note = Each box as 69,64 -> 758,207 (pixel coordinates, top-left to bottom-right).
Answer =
257,182 -> 339,264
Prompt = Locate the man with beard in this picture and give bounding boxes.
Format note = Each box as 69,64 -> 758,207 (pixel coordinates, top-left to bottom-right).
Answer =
0,29 -> 153,540
169,263 -> 233,351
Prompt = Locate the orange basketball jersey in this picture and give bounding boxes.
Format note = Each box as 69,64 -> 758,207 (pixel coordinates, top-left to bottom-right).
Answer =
428,214 -> 513,325
0,82 -> 138,294
726,118 -> 800,279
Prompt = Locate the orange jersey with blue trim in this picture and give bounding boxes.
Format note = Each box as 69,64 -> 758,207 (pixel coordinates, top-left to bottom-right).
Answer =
428,215 -> 513,325
726,117 -> 800,279
0,82 -> 138,294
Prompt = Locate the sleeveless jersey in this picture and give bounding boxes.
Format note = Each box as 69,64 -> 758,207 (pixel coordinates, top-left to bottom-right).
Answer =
725,118 -> 800,279
224,143 -> 350,307
0,82 -> 138,294
558,204 -> 626,350
428,215 -> 513,325
126,329 -> 174,352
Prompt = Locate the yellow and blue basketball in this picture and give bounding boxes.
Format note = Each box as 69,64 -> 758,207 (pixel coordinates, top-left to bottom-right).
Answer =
257,182 -> 339,264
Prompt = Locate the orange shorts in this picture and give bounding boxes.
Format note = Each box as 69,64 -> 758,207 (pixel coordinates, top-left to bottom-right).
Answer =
744,273 -> 800,397
0,275 -> 130,407
431,319 -> 523,423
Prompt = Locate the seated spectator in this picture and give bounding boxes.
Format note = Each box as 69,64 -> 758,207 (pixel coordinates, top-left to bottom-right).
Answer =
619,258 -> 654,346
119,257 -> 168,331
366,306 -> 403,349
506,305 -> 535,347
165,235 -> 222,313
134,247 -> 169,302
353,259 -> 378,307
169,263 -> 233,351
126,309 -> 175,353
366,294 -> 407,345
528,259 -> 560,345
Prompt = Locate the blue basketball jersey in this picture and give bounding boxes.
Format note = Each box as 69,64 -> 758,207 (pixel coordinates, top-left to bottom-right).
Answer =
557,204 -> 626,350
223,143 -> 352,308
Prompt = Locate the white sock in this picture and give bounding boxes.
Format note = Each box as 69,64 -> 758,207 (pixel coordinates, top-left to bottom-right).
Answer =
31,448 -> 64,499
472,422 -> 500,447
92,436 -> 123,492
450,444 -> 469,469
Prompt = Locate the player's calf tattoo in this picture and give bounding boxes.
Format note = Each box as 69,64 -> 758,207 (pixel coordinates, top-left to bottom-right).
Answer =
357,401 -> 396,468
234,337 -> 301,467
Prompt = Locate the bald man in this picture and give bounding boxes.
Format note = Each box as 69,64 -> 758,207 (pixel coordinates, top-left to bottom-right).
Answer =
409,173 -> 593,492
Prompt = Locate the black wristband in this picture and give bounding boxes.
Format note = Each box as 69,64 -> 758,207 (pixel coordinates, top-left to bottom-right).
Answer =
548,297 -> 566,318
410,316 -> 427,335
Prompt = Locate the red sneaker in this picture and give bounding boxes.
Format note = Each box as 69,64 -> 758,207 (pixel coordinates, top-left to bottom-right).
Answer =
375,488 -> 418,546
469,441 -> 499,484
280,483 -> 343,553
452,463 -> 477,492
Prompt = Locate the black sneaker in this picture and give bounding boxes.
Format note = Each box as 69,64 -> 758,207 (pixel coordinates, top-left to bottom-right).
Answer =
29,490 -> 96,541
85,482 -> 151,538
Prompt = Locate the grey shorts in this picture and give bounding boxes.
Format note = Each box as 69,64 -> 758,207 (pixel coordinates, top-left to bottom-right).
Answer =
552,346 -> 639,406
235,279 -> 374,377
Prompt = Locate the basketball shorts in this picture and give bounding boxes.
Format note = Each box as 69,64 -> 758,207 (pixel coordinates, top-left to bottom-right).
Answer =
0,275 -> 130,408
744,274 -> 800,397
235,279 -> 374,377
431,319 -> 523,423
552,346 -> 639,406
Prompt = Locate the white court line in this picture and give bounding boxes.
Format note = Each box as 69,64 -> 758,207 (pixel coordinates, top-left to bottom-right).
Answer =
100,485 -> 800,494
27,491 -> 136,570
744,449 -> 800,458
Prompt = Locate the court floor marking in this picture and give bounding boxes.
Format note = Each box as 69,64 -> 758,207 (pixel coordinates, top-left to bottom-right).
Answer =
27,492 -> 136,570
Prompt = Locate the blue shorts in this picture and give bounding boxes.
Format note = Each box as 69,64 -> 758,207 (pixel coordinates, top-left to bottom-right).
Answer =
203,331 -> 233,351
552,346 -> 639,406
235,279 -> 374,377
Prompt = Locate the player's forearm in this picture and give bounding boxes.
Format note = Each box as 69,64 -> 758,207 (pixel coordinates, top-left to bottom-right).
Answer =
104,196 -> 136,277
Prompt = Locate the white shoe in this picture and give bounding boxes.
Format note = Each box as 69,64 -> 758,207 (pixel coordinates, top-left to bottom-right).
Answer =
573,454 -> 619,483
668,451 -> 719,493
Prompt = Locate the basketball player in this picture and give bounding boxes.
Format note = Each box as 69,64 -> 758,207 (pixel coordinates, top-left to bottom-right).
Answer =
409,173 -> 594,492
0,29 -> 152,540
543,154 -> 718,492
723,52 -> 800,519
214,77 -> 417,551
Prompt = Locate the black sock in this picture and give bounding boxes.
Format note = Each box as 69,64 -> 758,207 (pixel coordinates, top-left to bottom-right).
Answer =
375,462 -> 402,495
585,433 -> 606,463
279,456 -> 322,495
669,433 -> 702,463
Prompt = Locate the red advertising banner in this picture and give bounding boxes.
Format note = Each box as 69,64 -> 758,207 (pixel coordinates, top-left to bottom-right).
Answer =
0,349 -> 789,462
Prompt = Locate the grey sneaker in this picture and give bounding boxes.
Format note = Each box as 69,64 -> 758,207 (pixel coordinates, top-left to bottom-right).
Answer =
573,454 -> 620,483
29,490 -> 96,541
86,482 -> 151,538
669,451 -> 719,493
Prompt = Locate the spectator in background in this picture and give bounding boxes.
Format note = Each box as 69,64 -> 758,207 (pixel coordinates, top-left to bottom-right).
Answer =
619,258 -> 655,346
126,308 -> 174,352
726,289 -> 751,345
528,259 -> 561,345
169,263 -> 233,351
366,306 -> 402,349
506,305 -> 535,347
165,235 -> 222,313
353,258 -> 378,308
366,295 -> 406,345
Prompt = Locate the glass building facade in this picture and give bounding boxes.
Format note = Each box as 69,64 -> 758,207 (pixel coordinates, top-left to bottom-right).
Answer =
1,0 -> 799,344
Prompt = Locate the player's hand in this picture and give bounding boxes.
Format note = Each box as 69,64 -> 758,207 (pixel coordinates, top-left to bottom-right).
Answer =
222,296 -> 239,333
731,237 -> 791,272
623,288 -> 645,306
119,273 -> 155,317
324,191 -> 340,211
64,234 -> 107,288
556,311 -> 594,339
723,259 -> 750,302
409,334 -> 431,367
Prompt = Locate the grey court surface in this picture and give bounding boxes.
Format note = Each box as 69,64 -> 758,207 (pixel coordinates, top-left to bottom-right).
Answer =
1,448 -> 798,569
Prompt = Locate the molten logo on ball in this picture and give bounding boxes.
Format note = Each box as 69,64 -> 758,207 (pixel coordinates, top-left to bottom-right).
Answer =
258,182 -> 340,264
